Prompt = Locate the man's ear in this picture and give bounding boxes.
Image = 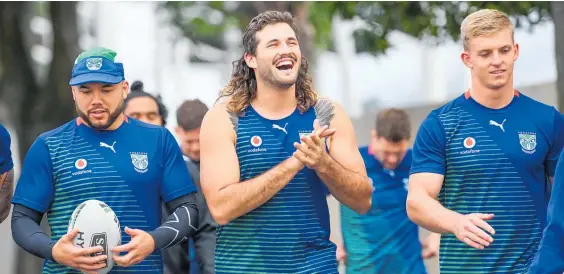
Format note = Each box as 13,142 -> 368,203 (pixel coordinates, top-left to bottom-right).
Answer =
244,52 -> 257,69
461,51 -> 473,69
121,80 -> 129,99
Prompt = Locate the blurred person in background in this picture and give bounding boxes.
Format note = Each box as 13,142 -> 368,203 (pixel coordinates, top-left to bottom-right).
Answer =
199,10 -> 372,273
407,9 -> 564,274
336,108 -> 439,274
11,47 -> 199,274
124,81 -> 169,127
175,99 -> 216,274
124,83 -> 215,274
0,123 -> 14,223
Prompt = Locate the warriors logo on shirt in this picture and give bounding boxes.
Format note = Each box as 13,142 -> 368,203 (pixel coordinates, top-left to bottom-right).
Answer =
519,132 -> 537,154
299,131 -> 310,139
130,152 -> 149,173
402,178 -> 409,190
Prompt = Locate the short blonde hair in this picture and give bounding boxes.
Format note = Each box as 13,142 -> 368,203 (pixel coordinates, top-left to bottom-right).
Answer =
460,9 -> 514,50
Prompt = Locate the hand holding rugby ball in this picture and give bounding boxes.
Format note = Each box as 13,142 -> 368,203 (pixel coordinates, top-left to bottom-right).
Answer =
66,200 -> 121,274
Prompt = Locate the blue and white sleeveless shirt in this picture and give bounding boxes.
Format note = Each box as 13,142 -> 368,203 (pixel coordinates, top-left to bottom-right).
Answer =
214,99 -> 338,274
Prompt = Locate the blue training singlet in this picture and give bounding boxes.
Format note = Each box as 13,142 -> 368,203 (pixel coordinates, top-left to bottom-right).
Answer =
214,99 -> 338,274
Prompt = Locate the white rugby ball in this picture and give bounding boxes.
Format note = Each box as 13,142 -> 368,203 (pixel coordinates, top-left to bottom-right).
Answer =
68,200 -> 121,274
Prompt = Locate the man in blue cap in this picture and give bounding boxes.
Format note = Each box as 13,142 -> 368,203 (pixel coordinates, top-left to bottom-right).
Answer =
11,47 -> 200,274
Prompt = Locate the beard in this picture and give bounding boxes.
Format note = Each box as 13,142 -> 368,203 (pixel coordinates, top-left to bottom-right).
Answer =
257,54 -> 299,89
259,68 -> 298,89
77,100 -> 124,130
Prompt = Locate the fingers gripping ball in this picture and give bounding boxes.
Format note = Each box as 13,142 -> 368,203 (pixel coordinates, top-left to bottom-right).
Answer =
68,200 -> 122,274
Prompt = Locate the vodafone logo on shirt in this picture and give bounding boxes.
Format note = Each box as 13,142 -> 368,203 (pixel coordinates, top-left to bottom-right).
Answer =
250,136 -> 263,147
73,158 -> 92,176
461,136 -> 480,155
75,159 -> 88,169
463,137 -> 476,149
248,136 -> 266,153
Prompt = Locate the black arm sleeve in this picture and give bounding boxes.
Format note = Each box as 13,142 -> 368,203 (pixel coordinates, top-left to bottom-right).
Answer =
149,193 -> 199,250
11,204 -> 55,261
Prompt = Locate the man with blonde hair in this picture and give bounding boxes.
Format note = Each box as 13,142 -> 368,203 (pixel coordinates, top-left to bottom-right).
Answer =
407,9 -> 564,273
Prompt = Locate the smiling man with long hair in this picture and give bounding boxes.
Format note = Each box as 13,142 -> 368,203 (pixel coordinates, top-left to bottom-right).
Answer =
199,10 -> 373,274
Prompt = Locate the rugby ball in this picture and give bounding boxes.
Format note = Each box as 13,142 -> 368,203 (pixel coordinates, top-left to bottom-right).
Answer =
68,200 -> 121,274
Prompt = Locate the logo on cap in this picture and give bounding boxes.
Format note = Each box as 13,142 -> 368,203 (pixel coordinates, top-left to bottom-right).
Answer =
86,58 -> 103,71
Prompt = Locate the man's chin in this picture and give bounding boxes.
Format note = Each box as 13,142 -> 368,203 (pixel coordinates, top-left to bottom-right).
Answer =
91,124 -> 111,130
274,79 -> 297,89
87,119 -> 111,130
486,83 -> 506,90
486,79 -> 508,90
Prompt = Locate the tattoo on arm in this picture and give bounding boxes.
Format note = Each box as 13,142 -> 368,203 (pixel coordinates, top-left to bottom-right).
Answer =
0,169 -> 14,222
314,98 -> 335,127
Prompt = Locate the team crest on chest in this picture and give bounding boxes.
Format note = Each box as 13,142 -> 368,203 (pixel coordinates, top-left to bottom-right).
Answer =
402,178 -> 409,190
298,130 -> 311,139
518,132 -> 536,154
130,152 -> 149,173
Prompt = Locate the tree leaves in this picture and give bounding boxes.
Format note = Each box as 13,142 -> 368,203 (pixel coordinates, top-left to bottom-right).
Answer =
165,1 -> 551,56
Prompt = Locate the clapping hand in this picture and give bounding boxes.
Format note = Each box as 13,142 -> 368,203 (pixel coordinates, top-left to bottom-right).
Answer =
293,119 -> 336,169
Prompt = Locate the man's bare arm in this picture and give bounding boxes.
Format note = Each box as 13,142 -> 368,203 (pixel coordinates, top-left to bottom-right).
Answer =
0,169 -> 14,223
316,102 -> 372,214
406,172 -> 495,250
406,173 -> 459,233
200,104 -> 304,226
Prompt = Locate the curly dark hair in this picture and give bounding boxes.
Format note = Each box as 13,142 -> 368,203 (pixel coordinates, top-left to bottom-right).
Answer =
217,10 -> 317,114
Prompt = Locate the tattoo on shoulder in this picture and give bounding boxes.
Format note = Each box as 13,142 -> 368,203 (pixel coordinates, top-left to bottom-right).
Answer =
1,170 -> 14,190
314,98 -> 335,127
228,111 -> 239,133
